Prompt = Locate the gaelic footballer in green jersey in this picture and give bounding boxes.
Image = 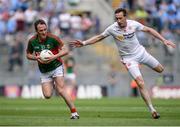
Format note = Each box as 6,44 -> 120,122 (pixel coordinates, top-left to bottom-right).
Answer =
27,33 -> 64,73
26,19 -> 79,119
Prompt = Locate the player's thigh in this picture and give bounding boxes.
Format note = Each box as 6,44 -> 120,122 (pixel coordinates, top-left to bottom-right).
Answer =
141,52 -> 163,73
53,65 -> 65,88
122,60 -> 142,80
54,76 -> 65,88
42,81 -> 54,98
128,65 -> 142,80
54,76 -> 66,95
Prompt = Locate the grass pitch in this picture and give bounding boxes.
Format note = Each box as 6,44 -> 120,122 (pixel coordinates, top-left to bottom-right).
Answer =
0,97 -> 180,126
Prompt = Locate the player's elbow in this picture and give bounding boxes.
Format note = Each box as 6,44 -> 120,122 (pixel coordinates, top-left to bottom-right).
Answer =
143,26 -> 154,33
26,54 -> 31,60
61,48 -> 69,57
64,47 -> 69,56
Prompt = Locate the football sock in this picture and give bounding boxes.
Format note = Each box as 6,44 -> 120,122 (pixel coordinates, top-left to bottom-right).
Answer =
71,108 -> 77,113
148,104 -> 156,112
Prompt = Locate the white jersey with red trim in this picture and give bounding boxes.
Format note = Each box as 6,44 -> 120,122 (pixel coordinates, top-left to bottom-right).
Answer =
101,20 -> 145,56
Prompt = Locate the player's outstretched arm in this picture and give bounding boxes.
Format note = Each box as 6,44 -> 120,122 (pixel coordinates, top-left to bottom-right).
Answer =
142,26 -> 176,48
70,34 -> 106,48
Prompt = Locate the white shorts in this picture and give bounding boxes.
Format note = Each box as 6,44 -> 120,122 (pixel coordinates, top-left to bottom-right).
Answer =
65,73 -> 76,80
121,48 -> 160,79
40,65 -> 64,83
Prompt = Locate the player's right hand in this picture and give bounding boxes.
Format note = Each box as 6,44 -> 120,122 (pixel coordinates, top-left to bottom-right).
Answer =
35,55 -> 50,64
69,40 -> 84,48
163,40 -> 176,48
37,58 -> 51,64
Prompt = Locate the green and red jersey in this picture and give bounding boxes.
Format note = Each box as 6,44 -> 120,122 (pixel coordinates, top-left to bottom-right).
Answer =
26,33 -> 64,73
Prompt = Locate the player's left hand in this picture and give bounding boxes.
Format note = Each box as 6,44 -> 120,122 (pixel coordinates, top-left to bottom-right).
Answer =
163,40 -> 176,48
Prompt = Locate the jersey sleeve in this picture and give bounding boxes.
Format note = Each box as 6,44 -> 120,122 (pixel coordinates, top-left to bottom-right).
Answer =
49,33 -> 64,48
101,25 -> 112,37
133,21 -> 145,31
26,40 -> 34,53
54,38 -> 64,48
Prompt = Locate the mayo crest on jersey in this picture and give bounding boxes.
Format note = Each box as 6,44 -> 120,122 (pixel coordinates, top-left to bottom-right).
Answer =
101,20 -> 145,56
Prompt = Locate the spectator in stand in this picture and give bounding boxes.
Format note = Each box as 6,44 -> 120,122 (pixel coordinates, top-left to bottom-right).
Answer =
70,14 -> 83,40
24,6 -> 38,29
107,64 -> 118,97
130,80 -> 138,97
13,8 -> 25,32
135,6 -> 148,25
92,14 -> 101,34
59,11 -> 71,36
81,13 -> 93,39
8,36 -> 24,72
0,18 -> 6,38
7,13 -> 17,34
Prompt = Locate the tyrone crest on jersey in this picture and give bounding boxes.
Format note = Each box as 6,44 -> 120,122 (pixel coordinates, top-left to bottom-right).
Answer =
116,35 -> 124,41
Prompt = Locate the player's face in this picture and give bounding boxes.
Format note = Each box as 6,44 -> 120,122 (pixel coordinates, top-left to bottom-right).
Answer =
115,12 -> 127,28
36,24 -> 47,40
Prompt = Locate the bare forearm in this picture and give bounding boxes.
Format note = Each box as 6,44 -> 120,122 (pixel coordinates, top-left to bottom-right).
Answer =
54,46 -> 68,58
55,50 -> 68,58
26,53 -> 37,60
142,26 -> 176,48
144,27 -> 166,42
83,35 -> 106,45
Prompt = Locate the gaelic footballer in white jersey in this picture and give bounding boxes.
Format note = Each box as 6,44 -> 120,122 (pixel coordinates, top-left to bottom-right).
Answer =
70,8 -> 176,119
101,20 -> 160,79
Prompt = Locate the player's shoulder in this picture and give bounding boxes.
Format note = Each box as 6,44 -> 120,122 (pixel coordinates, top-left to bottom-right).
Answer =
48,33 -> 62,41
28,33 -> 37,42
127,19 -> 142,25
47,33 -> 60,39
127,19 -> 137,24
106,22 -> 118,30
47,33 -> 63,44
110,22 -> 118,27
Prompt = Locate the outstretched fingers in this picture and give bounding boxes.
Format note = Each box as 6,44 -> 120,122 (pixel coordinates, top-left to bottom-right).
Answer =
168,41 -> 176,48
69,40 -> 83,48
164,40 -> 176,48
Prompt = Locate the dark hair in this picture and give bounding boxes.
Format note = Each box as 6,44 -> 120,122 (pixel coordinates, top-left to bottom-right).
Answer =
114,8 -> 127,16
34,19 -> 47,31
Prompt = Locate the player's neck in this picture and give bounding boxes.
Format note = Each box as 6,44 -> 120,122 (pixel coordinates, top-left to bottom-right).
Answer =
119,22 -> 127,30
38,35 -> 47,43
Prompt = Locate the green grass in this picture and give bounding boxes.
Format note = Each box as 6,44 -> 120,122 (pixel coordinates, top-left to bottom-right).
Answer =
0,97 -> 180,126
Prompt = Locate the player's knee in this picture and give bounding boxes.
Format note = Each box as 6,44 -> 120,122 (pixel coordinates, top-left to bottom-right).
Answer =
44,95 -> 51,99
43,93 -> 52,99
158,66 -> 164,73
56,86 -> 65,95
135,77 -> 145,89
154,64 -> 164,73
44,96 -> 51,99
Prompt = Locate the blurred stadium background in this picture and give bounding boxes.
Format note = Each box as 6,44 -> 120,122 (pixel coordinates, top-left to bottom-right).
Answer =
0,0 -> 180,99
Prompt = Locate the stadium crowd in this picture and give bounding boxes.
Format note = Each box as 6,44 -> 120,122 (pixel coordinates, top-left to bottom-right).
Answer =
0,0 -> 179,90
0,0 -> 99,72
